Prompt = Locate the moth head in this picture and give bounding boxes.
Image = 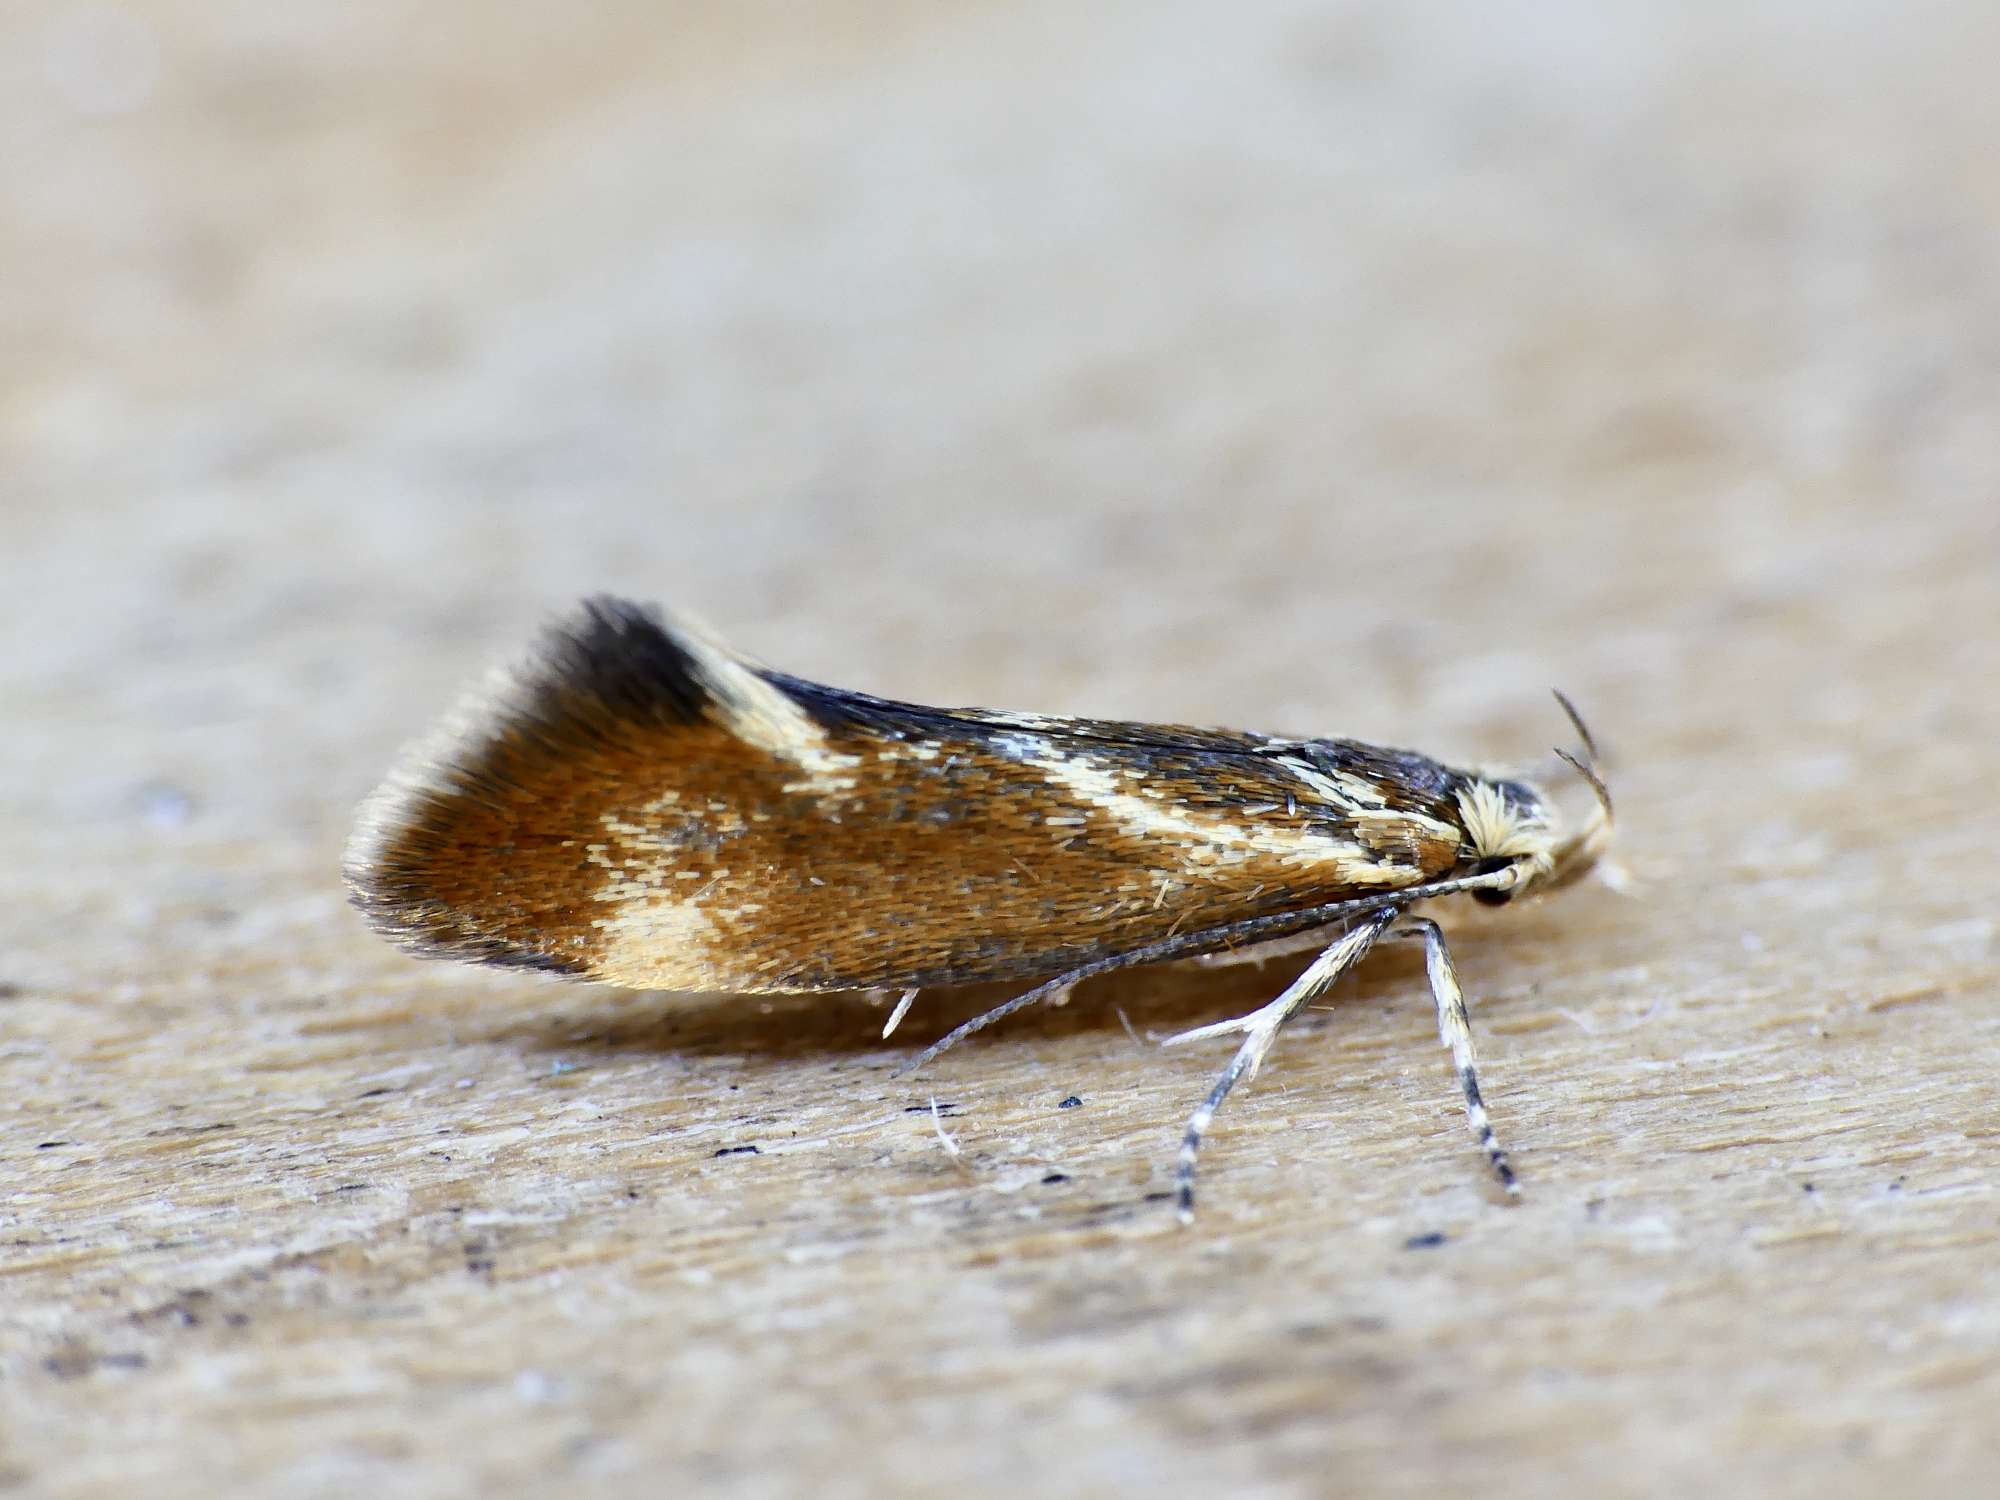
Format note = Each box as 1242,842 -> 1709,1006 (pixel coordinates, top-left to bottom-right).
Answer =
1455,777 -> 1557,905
1454,693 -> 1614,906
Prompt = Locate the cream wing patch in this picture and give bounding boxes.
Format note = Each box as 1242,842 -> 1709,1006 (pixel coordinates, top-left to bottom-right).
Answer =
665,611 -> 863,790
1024,746 -> 1427,887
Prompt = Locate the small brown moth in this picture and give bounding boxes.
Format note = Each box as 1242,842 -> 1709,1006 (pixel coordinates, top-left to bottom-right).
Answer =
346,598 -> 1613,1219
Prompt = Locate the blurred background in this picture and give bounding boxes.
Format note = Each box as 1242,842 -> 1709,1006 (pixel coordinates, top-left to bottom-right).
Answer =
9,1 -> 1993,730
4,2 -> 1998,1496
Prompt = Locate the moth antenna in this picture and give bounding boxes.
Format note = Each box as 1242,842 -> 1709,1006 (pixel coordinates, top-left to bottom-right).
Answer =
1552,746 -> 1614,827
1551,688 -> 1601,767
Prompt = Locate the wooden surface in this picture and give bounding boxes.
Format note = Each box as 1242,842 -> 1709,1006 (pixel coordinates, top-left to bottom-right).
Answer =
5,4 -> 1998,1496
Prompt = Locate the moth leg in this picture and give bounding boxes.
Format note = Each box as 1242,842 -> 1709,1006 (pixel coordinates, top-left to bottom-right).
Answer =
879,987 -> 920,1040
1398,917 -> 1519,1196
893,966 -> 1099,1076
1165,907 -> 1399,1224
895,883 -> 1524,1080
892,902 -> 1397,1079
1187,926 -> 1338,970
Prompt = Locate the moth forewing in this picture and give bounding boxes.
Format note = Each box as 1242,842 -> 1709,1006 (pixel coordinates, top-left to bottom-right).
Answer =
346,600 -> 1475,992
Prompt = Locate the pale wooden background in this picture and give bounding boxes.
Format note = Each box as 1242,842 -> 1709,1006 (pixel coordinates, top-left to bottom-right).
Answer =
4,3 -> 1998,1497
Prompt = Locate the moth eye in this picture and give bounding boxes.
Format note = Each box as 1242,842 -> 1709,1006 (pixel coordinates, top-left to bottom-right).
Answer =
1471,855 -> 1514,907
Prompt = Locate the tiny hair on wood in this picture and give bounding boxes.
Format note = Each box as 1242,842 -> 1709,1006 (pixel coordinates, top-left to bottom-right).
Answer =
346,597 -> 1614,1220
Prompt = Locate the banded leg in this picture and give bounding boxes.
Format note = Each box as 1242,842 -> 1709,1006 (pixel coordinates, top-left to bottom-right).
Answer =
1160,907 -> 1400,1223
1399,917 -> 1518,1195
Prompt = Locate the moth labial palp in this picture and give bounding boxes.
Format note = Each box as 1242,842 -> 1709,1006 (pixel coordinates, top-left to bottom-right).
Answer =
344,596 -> 1615,1220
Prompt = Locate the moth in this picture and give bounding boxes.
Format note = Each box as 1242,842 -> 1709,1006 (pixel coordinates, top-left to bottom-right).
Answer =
346,597 -> 1613,1219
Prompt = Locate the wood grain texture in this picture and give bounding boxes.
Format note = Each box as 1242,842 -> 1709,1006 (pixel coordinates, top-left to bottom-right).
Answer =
4,3 -> 1998,1497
